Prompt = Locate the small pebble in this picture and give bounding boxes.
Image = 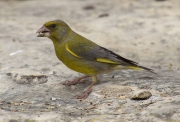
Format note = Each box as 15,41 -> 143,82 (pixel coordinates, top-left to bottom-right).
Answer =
14,103 -> 20,106
51,97 -> 56,101
44,102 -> 50,105
49,71 -> 56,75
119,96 -> 126,100
131,90 -> 152,100
168,63 -> 172,69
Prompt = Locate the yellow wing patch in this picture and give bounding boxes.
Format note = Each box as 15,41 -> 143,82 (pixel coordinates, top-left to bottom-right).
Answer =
96,58 -> 119,64
127,66 -> 142,70
66,44 -> 82,58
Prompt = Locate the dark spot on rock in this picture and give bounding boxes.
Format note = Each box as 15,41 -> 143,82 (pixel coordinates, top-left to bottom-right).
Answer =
138,76 -> 154,80
20,64 -> 29,68
12,38 -> 16,42
151,42 -> 155,45
9,120 -> 18,122
98,13 -> 109,18
6,73 -> 12,76
155,0 -> 166,1
7,102 -> 11,104
83,5 -> 95,10
161,39 -> 167,44
90,102 -> 93,105
41,67 -> 51,72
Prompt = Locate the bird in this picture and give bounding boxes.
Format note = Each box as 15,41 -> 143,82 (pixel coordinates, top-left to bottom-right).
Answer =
36,20 -> 156,99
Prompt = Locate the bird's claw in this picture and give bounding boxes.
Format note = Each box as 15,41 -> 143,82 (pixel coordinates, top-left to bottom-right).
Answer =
62,80 -> 79,86
75,89 -> 92,99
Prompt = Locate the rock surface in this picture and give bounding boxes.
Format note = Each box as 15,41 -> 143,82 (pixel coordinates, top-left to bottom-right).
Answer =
0,0 -> 180,122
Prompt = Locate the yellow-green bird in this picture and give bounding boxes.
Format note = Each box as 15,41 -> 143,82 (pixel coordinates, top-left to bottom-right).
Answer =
37,20 -> 156,99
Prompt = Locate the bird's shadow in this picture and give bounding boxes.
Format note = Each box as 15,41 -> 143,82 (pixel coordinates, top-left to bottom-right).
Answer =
74,70 -> 157,87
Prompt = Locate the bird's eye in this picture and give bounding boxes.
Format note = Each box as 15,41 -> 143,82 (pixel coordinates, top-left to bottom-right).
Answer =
51,24 -> 56,28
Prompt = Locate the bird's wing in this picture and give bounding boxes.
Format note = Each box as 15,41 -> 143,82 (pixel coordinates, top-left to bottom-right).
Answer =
65,40 -> 138,66
65,38 -> 156,74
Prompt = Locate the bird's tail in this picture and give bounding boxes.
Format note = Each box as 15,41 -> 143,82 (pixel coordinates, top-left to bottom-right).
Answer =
127,65 -> 157,74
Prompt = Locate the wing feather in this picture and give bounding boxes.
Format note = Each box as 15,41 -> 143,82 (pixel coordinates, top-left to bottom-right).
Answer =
66,42 -> 138,66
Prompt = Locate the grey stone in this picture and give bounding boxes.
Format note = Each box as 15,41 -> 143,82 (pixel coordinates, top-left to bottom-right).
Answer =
131,90 -> 152,100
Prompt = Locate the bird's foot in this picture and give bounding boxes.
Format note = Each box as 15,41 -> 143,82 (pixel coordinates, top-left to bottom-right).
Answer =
75,89 -> 92,99
62,75 -> 90,86
75,81 -> 95,99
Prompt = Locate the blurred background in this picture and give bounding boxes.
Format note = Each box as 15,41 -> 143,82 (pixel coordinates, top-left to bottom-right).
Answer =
1,0 -> 180,70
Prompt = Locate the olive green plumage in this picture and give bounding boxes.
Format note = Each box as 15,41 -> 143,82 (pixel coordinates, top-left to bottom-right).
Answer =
37,20 -> 155,99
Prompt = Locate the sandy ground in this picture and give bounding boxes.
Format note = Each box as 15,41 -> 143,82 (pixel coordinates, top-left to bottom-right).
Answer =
0,0 -> 180,121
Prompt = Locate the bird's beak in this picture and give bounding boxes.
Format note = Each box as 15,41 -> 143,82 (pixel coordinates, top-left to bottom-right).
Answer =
36,25 -> 50,37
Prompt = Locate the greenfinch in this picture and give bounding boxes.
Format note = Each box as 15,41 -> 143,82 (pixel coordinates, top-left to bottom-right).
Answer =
37,20 -> 156,99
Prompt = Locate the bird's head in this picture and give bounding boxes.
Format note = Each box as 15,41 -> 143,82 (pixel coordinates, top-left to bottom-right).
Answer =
37,20 -> 71,42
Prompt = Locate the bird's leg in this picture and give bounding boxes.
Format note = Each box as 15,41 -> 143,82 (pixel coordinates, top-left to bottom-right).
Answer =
62,75 -> 90,86
76,75 -> 97,99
